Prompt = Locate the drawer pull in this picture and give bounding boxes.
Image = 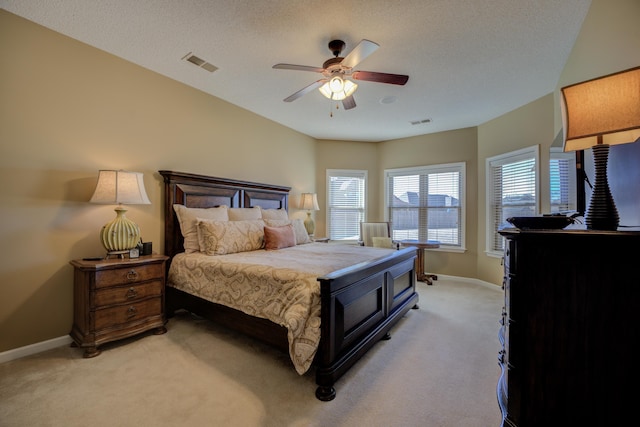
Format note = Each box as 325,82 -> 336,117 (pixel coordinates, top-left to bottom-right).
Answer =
126,287 -> 138,299
126,270 -> 138,281
127,306 -> 137,318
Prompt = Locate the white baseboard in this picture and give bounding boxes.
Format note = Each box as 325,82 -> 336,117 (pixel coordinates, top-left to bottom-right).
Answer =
0,335 -> 73,364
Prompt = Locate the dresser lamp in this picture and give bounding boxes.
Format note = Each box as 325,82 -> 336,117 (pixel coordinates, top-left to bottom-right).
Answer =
90,170 -> 151,258
561,66 -> 640,231
300,193 -> 320,237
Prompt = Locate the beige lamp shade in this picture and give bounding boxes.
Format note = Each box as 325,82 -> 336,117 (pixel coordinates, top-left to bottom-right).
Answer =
561,66 -> 640,152
300,193 -> 320,236
90,170 -> 151,256
560,66 -> 640,230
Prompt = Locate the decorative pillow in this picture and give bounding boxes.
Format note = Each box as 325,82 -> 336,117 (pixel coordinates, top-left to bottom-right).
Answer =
228,206 -> 262,221
264,218 -> 312,245
261,208 -> 289,221
197,219 -> 265,255
291,218 -> 312,244
264,224 -> 296,250
173,204 -> 229,253
372,236 -> 393,248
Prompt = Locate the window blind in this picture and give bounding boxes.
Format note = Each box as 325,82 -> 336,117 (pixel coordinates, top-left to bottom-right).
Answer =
326,170 -> 366,241
385,163 -> 464,248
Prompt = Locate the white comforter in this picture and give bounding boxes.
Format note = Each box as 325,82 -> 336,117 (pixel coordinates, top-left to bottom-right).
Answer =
168,243 -> 394,374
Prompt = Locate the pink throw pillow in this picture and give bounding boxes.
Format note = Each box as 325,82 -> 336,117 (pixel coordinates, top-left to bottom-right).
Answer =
264,224 -> 296,250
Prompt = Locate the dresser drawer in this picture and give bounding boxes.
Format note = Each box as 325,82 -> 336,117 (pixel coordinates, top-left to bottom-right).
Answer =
94,263 -> 164,288
93,280 -> 163,307
93,297 -> 162,330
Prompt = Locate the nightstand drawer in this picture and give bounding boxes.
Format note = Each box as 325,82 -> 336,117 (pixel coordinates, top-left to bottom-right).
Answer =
94,297 -> 162,330
94,263 -> 164,288
93,280 -> 163,307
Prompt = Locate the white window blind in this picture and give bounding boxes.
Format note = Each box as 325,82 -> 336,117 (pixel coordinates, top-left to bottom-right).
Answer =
550,147 -> 577,213
385,163 -> 465,248
326,169 -> 366,241
487,146 -> 539,254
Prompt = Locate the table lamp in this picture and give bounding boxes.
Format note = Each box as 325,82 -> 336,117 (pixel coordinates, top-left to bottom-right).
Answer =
561,66 -> 640,230
90,170 -> 151,257
300,193 -> 320,237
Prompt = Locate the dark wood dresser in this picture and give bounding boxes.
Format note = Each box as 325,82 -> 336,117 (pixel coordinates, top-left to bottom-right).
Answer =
497,229 -> 640,426
69,254 -> 168,357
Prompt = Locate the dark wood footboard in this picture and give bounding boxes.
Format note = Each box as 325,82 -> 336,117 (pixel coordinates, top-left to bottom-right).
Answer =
315,247 -> 417,400
159,170 -> 418,401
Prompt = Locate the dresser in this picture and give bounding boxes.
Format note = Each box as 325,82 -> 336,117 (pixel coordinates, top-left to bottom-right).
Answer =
497,229 -> 640,426
69,254 -> 169,357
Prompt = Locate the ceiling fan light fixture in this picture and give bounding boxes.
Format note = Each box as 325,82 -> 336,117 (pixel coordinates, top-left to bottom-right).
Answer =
319,77 -> 357,101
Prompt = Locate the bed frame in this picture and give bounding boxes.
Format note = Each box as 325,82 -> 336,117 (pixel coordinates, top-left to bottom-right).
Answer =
159,170 -> 419,401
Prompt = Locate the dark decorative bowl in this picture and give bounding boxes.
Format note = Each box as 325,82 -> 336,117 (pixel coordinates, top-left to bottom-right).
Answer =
506,215 -> 577,230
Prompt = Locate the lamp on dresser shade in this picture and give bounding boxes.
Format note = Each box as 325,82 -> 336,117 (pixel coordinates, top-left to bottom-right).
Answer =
300,193 -> 320,237
90,170 -> 151,258
561,66 -> 640,231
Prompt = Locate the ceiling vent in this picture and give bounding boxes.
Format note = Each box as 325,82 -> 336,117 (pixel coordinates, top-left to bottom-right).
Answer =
182,52 -> 218,73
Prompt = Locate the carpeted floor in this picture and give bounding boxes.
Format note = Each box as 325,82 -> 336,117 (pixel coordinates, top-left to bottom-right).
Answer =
0,277 -> 503,427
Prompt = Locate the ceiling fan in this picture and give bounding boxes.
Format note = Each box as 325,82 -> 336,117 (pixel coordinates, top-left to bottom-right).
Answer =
273,39 -> 409,110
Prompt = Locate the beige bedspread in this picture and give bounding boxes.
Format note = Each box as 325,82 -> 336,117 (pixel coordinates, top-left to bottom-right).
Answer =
168,243 -> 395,374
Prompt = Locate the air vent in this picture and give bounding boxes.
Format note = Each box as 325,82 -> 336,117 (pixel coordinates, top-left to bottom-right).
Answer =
182,52 -> 218,73
410,118 -> 432,125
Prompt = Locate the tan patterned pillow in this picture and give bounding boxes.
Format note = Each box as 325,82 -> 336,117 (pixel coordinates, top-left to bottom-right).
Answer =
264,218 -> 312,245
197,219 -> 265,255
228,207 -> 262,221
173,204 -> 229,253
261,208 -> 289,221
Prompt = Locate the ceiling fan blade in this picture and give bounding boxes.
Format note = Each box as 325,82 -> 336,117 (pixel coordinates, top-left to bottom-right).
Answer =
283,80 -> 326,102
342,95 -> 356,110
341,39 -> 379,69
273,63 -> 325,73
352,70 -> 409,85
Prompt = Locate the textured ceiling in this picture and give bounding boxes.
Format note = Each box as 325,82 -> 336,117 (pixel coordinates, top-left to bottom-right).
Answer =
1,0 -> 592,142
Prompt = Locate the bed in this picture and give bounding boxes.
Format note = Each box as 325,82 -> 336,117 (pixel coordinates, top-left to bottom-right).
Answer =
159,170 -> 419,401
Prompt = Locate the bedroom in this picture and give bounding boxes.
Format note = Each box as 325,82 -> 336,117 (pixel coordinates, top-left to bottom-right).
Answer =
1,0 -> 639,417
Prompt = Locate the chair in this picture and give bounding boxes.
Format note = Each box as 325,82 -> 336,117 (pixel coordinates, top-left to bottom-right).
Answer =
359,222 -> 398,249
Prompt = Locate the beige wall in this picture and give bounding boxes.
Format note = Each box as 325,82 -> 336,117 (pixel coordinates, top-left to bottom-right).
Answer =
2,0 -> 638,353
476,94 -> 555,284
0,10 -> 316,352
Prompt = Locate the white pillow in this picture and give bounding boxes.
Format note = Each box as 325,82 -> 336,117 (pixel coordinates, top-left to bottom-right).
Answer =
197,219 -> 265,255
173,204 -> 229,253
261,208 -> 289,221
264,218 -> 312,245
228,206 -> 262,221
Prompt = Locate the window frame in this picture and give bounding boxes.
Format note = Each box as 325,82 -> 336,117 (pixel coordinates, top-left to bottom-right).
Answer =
325,169 -> 367,242
486,145 -> 540,257
549,147 -> 578,214
384,162 -> 466,252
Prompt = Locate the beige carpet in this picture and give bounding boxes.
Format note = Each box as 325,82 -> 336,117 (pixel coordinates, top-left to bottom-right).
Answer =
0,277 -> 503,427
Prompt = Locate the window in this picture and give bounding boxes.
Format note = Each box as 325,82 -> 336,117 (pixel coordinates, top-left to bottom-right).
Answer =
326,169 -> 367,241
385,163 -> 465,250
486,145 -> 539,255
549,147 -> 577,213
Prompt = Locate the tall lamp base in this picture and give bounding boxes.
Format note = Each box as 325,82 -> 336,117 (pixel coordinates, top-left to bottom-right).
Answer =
585,144 -> 619,231
304,211 -> 315,237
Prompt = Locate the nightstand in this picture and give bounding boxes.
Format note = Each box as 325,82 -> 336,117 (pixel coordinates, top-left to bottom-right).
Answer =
69,254 -> 169,357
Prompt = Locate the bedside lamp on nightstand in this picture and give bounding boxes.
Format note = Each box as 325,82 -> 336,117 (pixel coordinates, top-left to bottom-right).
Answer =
90,170 -> 151,258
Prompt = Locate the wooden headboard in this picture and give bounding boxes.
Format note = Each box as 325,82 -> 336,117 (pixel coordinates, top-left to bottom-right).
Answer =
159,170 -> 290,260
